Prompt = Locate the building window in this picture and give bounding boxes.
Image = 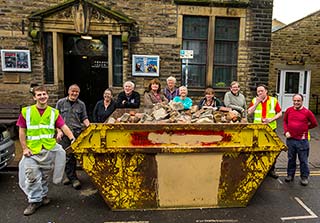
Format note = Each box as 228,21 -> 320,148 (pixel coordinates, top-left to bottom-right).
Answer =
112,36 -> 123,87
182,16 -> 239,88
44,32 -> 54,84
213,17 -> 239,88
182,16 -> 208,88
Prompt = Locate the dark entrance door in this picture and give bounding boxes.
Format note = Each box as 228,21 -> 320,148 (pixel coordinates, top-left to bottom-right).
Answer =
63,35 -> 108,121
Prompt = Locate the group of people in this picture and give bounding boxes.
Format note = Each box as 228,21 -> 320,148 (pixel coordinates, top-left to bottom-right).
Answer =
144,76 -> 247,118
17,77 -> 318,216
91,76 -> 247,122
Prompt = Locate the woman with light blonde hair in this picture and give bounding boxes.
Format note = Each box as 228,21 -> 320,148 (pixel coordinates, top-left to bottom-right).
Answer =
173,86 -> 192,109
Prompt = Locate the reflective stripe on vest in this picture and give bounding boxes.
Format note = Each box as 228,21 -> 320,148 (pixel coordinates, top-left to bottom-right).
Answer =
253,97 -> 277,130
26,106 -> 56,130
26,134 -> 55,140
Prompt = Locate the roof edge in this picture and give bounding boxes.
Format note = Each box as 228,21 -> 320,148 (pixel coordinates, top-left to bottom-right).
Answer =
28,0 -> 135,24
174,0 -> 249,8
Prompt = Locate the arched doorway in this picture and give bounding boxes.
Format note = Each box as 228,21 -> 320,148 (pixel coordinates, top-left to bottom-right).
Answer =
63,34 -> 108,120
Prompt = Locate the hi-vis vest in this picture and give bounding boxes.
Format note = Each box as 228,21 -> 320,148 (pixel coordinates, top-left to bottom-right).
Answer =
22,105 -> 59,154
253,96 -> 277,130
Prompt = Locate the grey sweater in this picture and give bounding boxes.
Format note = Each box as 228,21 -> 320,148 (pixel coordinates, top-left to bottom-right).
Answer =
224,91 -> 247,118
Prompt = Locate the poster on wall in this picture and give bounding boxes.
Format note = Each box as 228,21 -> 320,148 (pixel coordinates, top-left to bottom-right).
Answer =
1,49 -> 31,72
132,55 -> 159,77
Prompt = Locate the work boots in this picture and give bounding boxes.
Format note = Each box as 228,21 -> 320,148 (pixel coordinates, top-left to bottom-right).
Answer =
23,197 -> 51,216
23,202 -> 42,216
63,176 -> 81,190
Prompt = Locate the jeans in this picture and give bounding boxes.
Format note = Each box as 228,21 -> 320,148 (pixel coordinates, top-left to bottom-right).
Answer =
286,138 -> 310,178
19,144 -> 66,203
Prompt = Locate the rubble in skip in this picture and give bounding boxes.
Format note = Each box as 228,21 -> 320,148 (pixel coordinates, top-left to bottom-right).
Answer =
107,101 -> 242,124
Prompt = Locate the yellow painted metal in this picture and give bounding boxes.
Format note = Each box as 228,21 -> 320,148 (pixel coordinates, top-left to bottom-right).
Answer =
71,123 -> 287,210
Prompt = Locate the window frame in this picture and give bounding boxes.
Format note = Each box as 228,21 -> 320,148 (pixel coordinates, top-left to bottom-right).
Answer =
212,17 -> 240,88
181,15 -> 209,88
181,16 -> 240,89
178,6 -> 246,91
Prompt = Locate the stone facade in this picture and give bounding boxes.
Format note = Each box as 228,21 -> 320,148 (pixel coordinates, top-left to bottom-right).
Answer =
270,10 -> 320,113
0,0 -> 273,111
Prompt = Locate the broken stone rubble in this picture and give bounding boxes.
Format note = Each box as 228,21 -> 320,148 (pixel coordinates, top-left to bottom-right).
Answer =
107,100 -> 243,124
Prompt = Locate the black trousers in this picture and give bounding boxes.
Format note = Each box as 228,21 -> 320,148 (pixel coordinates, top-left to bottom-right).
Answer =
60,133 -> 80,181
65,153 -> 78,181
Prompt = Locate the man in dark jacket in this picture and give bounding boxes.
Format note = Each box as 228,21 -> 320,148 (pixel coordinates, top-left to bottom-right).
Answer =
116,81 -> 140,108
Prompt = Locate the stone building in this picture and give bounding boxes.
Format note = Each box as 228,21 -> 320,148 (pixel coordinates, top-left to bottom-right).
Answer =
0,0 -> 273,119
269,10 -> 320,113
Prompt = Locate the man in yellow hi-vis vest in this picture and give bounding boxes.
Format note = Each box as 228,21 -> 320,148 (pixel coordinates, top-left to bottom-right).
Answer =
248,84 -> 282,179
16,85 -> 75,216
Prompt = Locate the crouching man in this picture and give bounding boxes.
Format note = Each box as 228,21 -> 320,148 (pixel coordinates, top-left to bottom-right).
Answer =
17,85 -> 75,216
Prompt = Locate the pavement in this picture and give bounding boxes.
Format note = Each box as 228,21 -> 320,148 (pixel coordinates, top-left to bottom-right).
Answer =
3,116 -> 320,223
2,169 -> 320,223
9,115 -> 320,172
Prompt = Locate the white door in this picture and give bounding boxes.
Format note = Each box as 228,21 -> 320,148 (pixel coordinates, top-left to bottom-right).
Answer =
277,70 -> 310,112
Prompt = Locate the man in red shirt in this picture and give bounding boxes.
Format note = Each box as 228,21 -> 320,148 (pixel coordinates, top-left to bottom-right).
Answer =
248,84 -> 282,178
283,94 -> 318,186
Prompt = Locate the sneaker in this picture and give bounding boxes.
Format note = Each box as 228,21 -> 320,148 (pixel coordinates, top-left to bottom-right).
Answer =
42,197 -> 51,205
268,170 -> 279,179
23,202 -> 42,216
285,175 -> 294,182
63,177 -> 71,185
300,177 -> 309,186
72,179 -> 81,190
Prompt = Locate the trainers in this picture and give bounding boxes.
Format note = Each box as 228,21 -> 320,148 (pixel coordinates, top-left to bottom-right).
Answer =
23,202 -> 42,216
42,197 -> 51,205
300,177 -> 309,186
72,179 -> 81,190
63,177 -> 71,185
285,175 -> 294,182
268,170 -> 279,179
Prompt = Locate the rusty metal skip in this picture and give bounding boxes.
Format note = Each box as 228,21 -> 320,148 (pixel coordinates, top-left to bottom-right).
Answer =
70,122 -> 286,210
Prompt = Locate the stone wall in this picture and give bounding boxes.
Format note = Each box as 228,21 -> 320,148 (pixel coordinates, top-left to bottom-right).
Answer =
245,0 -> 273,100
0,0 -> 274,108
0,0 -> 60,106
270,11 -> 320,112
